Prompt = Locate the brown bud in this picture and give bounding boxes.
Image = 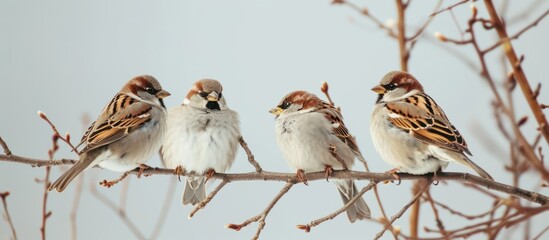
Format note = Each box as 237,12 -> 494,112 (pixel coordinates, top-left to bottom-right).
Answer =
296,224 -> 311,232
321,81 -> 329,93
37,110 -> 47,120
517,116 -> 528,127
434,32 -> 447,42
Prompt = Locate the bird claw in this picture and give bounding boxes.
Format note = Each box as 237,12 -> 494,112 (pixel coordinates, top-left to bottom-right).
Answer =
387,168 -> 401,185
205,169 -> 216,183
324,165 -> 333,182
297,169 -> 308,186
174,166 -> 185,182
137,163 -> 151,179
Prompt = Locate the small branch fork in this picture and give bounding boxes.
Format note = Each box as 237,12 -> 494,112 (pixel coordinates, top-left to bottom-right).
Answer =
226,182 -> 295,240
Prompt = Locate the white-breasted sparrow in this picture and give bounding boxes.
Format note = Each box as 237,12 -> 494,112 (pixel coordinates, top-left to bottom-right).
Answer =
370,71 -> 493,180
49,75 -> 170,192
161,79 -> 240,206
270,90 -> 371,222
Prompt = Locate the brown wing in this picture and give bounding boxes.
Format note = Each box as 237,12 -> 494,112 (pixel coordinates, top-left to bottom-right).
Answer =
319,103 -> 361,154
385,93 -> 471,155
79,94 -> 152,153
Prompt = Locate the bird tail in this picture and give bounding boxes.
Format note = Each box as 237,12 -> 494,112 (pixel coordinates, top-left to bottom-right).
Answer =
458,154 -> 494,180
182,176 -> 206,206
333,179 -> 371,222
49,153 -> 94,192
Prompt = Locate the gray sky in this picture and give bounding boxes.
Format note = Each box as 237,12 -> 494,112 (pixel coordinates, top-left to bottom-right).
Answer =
1,1 -> 548,239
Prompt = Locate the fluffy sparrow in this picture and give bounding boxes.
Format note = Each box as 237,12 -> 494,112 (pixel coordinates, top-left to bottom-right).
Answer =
49,75 -> 170,192
161,79 -> 240,206
270,90 -> 371,222
370,71 -> 493,180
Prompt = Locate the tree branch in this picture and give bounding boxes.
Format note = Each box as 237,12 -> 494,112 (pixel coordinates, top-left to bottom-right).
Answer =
483,0 -> 549,143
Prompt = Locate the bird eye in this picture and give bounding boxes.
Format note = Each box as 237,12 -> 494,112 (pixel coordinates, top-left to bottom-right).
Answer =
145,87 -> 158,95
383,83 -> 398,91
218,92 -> 222,98
199,92 -> 209,98
279,101 -> 291,109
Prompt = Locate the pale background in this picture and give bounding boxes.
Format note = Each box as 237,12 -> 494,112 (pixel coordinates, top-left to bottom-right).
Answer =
1,0 -> 548,239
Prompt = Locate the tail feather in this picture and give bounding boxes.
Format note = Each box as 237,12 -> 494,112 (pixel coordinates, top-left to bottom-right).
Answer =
49,153 -> 94,192
333,179 -> 371,222
182,177 -> 206,206
457,154 -> 494,180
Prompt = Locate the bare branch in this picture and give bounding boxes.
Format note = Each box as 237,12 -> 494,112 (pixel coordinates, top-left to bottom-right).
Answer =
239,136 -> 262,172
226,181 -> 294,240
1,191 -> 17,240
483,9 -> 549,54
374,179 -> 432,239
297,181 -> 377,232
0,137 -> 12,156
189,179 -> 229,218
483,0 -> 549,143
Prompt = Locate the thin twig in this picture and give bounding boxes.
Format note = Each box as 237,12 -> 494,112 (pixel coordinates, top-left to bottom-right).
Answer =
226,182 -> 294,240
239,136 -> 262,172
374,179 -> 432,239
37,111 -> 79,154
430,0 -> 471,17
189,179 -> 229,218
297,181 -> 376,232
1,192 -> 17,240
0,137 -> 12,155
483,9 -> 549,54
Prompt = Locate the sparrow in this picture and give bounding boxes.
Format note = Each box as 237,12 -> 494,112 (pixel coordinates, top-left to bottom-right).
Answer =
49,75 -> 171,192
270,90 -> 371,222
370,71 -> 493,180
161,79 -> 240,206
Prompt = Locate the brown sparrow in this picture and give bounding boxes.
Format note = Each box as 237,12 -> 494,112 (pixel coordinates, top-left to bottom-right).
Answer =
161,79 -> 240,206
270,90 -> 371,222
49,75 -> 170,192
370,71 -> 493,180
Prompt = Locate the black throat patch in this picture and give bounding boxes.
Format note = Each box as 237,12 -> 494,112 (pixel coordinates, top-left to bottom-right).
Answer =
206,101 -> 221,110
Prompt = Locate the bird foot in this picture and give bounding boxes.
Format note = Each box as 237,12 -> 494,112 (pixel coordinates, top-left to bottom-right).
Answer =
174,166 -> 185,181
386,168 -> 401,185
297,169 -> 308,186
136,163 -> 151,178
205,169 -> 216,183
324,165 -> 333,182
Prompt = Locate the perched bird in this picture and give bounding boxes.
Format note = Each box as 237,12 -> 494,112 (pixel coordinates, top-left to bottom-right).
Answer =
370,71 -> 493,180
270,90 -> 371,222
49,75 -> 170,192
161,79 -> 240,206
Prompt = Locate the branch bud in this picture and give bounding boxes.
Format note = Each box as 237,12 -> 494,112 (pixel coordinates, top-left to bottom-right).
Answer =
321,81 -> 329,93
434,32 -> 447,42
37,110 -> 47,120
470,2 -> 478,17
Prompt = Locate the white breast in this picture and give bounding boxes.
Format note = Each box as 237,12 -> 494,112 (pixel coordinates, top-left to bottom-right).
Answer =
161,106 -> 240,174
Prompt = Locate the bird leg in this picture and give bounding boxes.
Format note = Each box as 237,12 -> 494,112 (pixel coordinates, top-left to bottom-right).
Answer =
329,145 -> 348,170
296,169 -> 309,186
205,168 -> 216,183
386,168 -> 401,185
432,168 -> 443,186
324,165 -> 334,182
174,166 -> 185,182
136,163 -> 151,178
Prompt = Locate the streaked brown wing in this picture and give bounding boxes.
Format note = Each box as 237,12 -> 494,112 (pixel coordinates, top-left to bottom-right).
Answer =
385,93 -> 471,155
319,104 -> 361,154
79,94 -> 152,153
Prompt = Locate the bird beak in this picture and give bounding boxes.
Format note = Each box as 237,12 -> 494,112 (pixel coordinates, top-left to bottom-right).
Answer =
269,107 -> 283,116
371,85 -> 386,94
157,90 -> 171,99
207,92 -> 219,102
